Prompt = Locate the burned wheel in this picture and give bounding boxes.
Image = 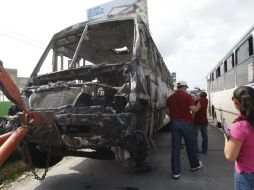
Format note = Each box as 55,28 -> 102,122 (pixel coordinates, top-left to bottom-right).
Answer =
21,143 -> 63,169
114,131 -> 150,171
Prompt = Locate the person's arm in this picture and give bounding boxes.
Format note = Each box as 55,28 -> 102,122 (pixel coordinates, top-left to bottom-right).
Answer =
192,111 -> 196,119
224,137 -> 242,161
189,102 -> 201,113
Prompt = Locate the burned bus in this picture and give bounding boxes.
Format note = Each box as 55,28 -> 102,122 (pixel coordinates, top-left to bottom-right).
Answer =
17,15 -> 173,171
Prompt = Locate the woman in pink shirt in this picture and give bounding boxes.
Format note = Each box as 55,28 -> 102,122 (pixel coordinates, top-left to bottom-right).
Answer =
224,86 -> 254,190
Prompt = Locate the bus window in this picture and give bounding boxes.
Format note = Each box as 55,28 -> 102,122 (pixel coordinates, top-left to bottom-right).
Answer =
232,53 -> 235,67
227,54 -> 234,70
221,63 -> 224,75
224,60 -> 227,72
236,62 -> 248,86
217,76 -> 224,91
248,36 -> 253,56
225,69 -> 235,89
235,36 -> 253,86
212,79 -> 218,92
236,37 -> 252,65
216,67 -> 221,77
211,73 -> 214,81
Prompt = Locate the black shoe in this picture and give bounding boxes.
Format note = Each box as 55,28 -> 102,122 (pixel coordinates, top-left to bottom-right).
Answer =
201,150 -> 207,154
190,161 -> 203,171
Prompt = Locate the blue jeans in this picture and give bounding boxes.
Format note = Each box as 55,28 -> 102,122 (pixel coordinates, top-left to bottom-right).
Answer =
194,124 -> 208,153
171,119 -> 200,175
234,171 -> 254,190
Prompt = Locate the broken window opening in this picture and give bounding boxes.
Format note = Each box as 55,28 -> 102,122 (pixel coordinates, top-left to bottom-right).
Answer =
35,19 -> 135,77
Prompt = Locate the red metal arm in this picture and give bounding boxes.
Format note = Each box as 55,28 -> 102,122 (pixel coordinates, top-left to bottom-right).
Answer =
0,60 -> 31,167
0,60 -> 29,115
0,60 -> 56,167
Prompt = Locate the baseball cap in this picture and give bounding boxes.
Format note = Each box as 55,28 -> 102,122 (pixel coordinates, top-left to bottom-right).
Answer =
177,81 -> 188,88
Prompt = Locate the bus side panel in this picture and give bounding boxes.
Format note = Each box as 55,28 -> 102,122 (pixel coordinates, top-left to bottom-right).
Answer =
210,88 -> 237,128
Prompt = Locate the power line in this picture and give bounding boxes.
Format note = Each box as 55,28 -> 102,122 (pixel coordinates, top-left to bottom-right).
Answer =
0,32 -> 45,49
0,27 -> 46,49
0,27 -> 45,45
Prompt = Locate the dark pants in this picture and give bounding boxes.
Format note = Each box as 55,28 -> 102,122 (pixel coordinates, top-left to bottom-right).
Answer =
194,124 -> 208,153
171,119 -> 200,175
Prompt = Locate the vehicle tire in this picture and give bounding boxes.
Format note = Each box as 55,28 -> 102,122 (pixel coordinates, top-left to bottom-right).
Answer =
21,143 -> 63,169
212,110 -> 221,128
114,131 -> 150,172
212,106 -> 215,120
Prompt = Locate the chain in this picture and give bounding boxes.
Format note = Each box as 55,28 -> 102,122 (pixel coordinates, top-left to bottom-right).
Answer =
25,124 -> 53,180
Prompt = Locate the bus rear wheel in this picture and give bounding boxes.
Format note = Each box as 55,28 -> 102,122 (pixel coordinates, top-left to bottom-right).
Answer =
114,131 -> 150,172
212,108 -> 221,128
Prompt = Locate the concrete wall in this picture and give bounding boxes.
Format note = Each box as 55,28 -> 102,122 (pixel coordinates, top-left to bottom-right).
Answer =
0,68 -> 29,101
5,68 -> 28,89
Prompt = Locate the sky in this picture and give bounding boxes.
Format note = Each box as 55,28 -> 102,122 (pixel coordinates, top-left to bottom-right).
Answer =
0,0 -> 254,90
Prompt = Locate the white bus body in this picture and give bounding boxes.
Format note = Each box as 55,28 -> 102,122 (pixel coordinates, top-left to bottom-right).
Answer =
207,26 -> 254,128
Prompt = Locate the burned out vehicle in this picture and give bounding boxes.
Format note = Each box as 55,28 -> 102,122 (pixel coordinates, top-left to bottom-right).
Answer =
18,16 -> 173,171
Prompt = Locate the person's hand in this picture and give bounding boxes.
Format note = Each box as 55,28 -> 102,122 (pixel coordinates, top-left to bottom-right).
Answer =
197,102 -> 201,109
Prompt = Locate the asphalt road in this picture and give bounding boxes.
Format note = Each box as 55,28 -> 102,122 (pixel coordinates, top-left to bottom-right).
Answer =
5,121 -> 234,190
